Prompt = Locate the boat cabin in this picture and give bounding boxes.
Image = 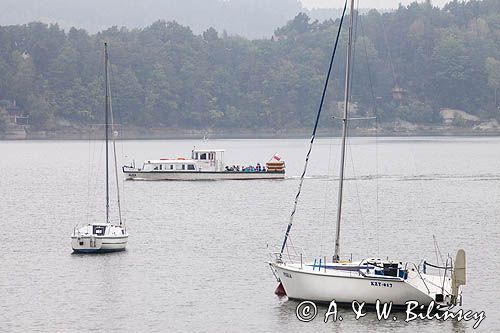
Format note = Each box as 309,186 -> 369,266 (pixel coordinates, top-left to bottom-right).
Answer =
142,159 -> 198,172
138,149 -> 225,172
191,149 -> 225,171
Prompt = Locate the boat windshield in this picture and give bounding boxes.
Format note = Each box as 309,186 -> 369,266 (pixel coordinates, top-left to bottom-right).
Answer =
92,225 -> 107,236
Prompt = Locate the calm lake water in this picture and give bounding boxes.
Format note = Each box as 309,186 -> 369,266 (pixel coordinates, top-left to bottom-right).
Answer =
0,137 -> 499,332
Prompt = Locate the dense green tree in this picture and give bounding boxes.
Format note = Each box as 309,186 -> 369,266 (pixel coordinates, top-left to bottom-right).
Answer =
485,57 -> 500,107
0,0 -> 499,133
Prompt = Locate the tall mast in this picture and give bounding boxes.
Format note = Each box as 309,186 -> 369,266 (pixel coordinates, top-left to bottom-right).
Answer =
333,0 -> 355,262
104,42 -> 110,224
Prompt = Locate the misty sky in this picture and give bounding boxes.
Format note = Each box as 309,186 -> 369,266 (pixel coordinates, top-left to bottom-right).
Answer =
301,0 -> 450,9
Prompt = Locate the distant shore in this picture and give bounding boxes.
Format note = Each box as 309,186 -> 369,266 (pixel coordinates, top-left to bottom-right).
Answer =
3,125 -> 500,140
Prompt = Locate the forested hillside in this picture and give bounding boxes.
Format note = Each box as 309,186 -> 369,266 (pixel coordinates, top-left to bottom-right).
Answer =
0,0 -> 499,134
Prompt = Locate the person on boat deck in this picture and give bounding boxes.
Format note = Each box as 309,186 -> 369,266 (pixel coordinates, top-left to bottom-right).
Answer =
256,163 -> 261,172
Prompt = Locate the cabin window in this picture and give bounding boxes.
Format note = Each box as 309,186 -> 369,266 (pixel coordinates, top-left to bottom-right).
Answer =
187,164 -> 195,170
159,164 -> 162,170
170,165 -> 174,170
153,166 -> 159,170
182,164 -> 186,170
175,164 -> 183,170
200,153 -> 207,160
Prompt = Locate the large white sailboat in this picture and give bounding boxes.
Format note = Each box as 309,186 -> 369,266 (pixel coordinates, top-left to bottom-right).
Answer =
269,0 -> 465,307
71,43 -> 128,253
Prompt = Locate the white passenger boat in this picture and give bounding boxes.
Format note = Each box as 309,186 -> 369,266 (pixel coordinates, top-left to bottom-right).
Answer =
123,149 -> 285,180
269,0 -> 465,308
71,43 -> 128,253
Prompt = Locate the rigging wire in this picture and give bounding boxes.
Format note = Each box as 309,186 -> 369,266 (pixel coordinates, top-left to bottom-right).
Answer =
375,117 -> 380,256
84,47 -> 112,225
381,20 -> 399,88
107,53 -> 128,226
359,11 -> 381,256
433,235 -> 445,265
433,235 -> 444,283
86,127 -> 92,225
91,135 -> 105,217
319,128 -> 339,256
106,46 -> 124,227
347,137 -> 367,247
344,0 -> 368,254
280,0 -> 348,256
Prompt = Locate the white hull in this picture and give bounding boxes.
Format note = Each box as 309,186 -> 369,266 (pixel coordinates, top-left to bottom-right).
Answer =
71,224 -> 128,253
123,170 -> 285,181
271,262 -> 450,306
71,235 -> 128,253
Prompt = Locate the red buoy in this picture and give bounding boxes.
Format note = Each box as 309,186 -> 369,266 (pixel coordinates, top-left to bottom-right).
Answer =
274,282 -> 287,296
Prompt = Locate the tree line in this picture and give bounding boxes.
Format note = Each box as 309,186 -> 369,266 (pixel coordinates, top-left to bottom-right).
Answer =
0,0 -> 499,133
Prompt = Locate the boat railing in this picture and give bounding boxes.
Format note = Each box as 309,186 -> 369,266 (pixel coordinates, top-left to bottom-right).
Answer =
269,245 -> 307,266
417,257 -> 455,296
413,262 -> 431,295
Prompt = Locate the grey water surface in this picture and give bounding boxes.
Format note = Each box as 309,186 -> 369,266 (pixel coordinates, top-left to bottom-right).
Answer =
0,137 -> 498,332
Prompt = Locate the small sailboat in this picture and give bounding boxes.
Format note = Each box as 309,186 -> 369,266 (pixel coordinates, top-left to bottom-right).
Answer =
269,0 -> 465,307
71,43 -> 128,253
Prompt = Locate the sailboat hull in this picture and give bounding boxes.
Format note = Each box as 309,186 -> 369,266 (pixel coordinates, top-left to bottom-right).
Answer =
271,263 -> 435,306
71,235 -> 128,253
